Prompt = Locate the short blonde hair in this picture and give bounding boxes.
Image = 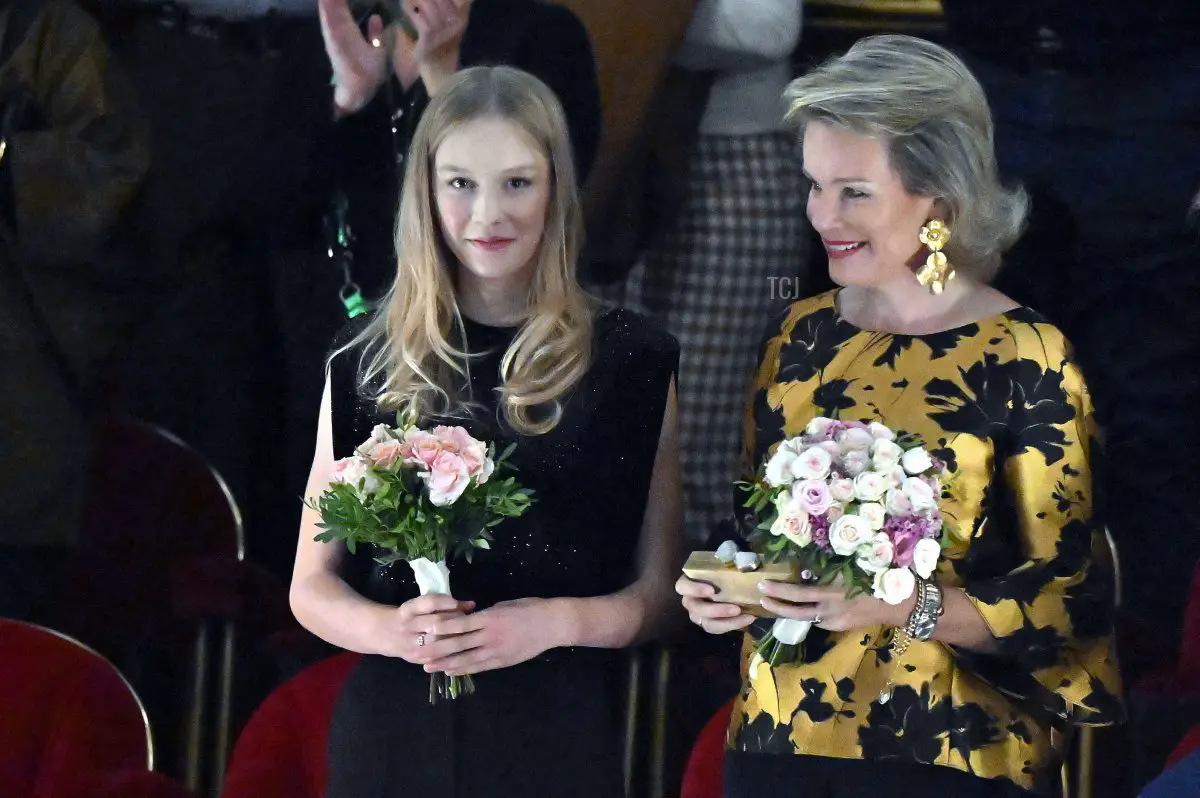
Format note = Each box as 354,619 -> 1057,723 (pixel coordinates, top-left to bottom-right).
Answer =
341,66 -> 593,435
786,35 -> 1028,280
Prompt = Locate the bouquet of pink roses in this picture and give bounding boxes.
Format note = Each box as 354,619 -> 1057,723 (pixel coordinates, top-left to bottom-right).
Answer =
309,415 -> 534,702
738,416 -> 953,667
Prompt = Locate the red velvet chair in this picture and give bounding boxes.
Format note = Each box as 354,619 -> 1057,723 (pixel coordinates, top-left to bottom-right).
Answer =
680,698 -> 734,798
1165,725 -> 1200,772
0,619 -> 194,798
221,652 -> 362,798
42,416 -> 290,795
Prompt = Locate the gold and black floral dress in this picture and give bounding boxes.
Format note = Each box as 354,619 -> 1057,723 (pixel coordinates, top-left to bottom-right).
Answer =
727,291 -> 1124,795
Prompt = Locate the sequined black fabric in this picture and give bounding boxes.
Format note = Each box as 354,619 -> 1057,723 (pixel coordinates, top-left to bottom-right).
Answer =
324,306 -> 678,798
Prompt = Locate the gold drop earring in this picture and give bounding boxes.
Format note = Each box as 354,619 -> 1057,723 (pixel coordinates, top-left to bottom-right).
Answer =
915,219 -> 955,295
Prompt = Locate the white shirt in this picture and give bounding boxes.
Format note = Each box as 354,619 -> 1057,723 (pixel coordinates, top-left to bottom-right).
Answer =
674,0 -> 803,135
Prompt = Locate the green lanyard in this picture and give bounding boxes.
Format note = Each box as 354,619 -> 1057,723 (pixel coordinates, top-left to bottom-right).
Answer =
325,190 -> 369,319
327,4 -> 422,321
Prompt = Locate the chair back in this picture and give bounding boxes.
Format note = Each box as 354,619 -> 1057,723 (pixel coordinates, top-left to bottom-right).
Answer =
221,652 -> 361,798
0,619 -> 152,795
680,698 -> 734,798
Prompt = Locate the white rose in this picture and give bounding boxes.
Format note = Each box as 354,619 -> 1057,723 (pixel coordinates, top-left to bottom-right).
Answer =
853,471 -> 889,502
791,446 -> 833,481
872,567 -> 917,605
902,476 -> 938,512
817,440 -> 844,460
764,450 -> 798,487
828,477 -> 855,504
868,421 -> 896,441
838,427 -> 876,451
871,439 -> 905,471
829,514 -> 873,556
912,538 -> 942,579
885,488 -> 913,516
901,447 -> 934,475
771,512 -> 813,548
857,501 -> 886,530
778,437 -> 806,456
369,423 -> 394,444
842,450 -> 870,476
806,417 -> 835,438
856,533 -> 895,574
888,466 -> 908,489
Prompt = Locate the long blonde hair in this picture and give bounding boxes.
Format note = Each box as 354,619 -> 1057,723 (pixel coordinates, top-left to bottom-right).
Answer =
339,66 -> 593,435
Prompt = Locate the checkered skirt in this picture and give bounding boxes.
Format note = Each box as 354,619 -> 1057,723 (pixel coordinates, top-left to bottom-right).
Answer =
612,132 -> 809,540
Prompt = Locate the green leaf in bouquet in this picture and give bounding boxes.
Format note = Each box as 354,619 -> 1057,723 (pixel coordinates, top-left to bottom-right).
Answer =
472,539 -> 491,549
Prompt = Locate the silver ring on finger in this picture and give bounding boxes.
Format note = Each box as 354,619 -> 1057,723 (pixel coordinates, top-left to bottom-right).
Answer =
417,632 -> 427,647
812,615 -> 823,625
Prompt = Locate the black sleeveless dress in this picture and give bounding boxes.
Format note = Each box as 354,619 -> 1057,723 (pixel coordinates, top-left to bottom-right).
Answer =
324,308 -> 679,798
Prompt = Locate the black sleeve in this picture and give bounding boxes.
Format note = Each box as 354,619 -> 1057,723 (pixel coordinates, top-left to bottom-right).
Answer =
509,4 -> 602,183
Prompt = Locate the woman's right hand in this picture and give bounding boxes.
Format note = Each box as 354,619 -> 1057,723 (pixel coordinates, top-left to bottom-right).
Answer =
318,0 -> 389,114
382,593 -> 478,664
675,575 -> 756,634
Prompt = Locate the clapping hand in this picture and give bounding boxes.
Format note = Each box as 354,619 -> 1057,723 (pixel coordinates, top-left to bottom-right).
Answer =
318,0 -> 393,113
393,0 -> 472,94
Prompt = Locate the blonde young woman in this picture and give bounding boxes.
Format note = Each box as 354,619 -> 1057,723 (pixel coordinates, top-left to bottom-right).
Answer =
290,66 -> 682,798
677,37 -> 1123,797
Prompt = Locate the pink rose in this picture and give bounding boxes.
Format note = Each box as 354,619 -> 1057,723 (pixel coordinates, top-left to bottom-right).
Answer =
828,477 -> 855,504
425,451 -> 471,506
330,456 -> 380,496
770,511 -> 812,548
365,440 -> 405,470
437,426 -> 493,483
329,456 -> 359,484
792,479 -> 833,516
403,429 -> 443,469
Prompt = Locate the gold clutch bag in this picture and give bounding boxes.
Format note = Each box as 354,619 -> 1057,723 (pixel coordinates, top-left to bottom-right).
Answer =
682,552 -> 800,618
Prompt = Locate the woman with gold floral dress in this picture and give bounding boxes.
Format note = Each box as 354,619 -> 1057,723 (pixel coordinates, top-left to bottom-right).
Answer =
677,36 -> 1123,798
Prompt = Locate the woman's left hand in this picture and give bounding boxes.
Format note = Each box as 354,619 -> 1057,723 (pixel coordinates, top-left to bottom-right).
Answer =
757,580 -> 906,633
422,597 -> 569,676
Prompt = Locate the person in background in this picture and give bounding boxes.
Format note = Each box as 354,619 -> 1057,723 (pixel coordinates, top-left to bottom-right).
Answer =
940,0 -> 1200,648
0,0 -> 148,620
618,0 -> 806,544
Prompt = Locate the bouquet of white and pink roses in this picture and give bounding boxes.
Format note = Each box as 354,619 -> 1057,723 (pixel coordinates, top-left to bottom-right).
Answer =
739,416 -> 953,666
308,415 -> 534,702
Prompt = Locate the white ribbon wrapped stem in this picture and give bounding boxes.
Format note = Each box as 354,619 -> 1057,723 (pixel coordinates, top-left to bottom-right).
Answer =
409,557 -> 452,596
771,618 -> 812,646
